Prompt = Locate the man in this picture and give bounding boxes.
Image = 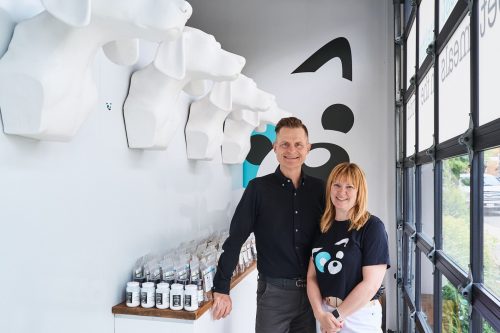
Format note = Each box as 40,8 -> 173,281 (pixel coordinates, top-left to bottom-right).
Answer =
212,117 -> 325,333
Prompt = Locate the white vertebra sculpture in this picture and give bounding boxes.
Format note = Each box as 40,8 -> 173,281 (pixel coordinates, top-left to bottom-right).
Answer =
222,101 -> 291,164
185,74 -> 275,160
255,101 -> 292,133
124,27 -> 246,150
0,7 -> 14,58
0,0 -> 192,141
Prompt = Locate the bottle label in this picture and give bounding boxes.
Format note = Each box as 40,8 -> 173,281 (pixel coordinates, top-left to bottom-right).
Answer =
156,292 -> 162,305
126,292 -> 132,304
172,294 -> 182,307
141,292 -> 147,304
185,295 -> 192,307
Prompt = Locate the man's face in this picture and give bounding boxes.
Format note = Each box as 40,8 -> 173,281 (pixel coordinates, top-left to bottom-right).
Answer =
273,127 -> 311,171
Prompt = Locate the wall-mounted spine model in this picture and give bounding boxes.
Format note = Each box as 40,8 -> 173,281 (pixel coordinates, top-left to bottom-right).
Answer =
0,8 -> 14,58
0,0 -> 192,141
222,101 -> 292,164
123,27 -> 245,150
185,74 -> 274,160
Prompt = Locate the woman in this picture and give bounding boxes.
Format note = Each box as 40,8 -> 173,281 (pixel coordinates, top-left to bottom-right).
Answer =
307,162 -> 390,333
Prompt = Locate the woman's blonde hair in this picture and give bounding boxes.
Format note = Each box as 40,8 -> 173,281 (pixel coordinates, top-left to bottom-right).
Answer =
320,162 -> 370,233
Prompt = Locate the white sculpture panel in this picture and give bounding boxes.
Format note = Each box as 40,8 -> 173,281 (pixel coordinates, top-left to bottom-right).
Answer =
0,7 -> 14,58
186,74 -> 275,160
0,0 -> 192,141
124,27 -> 246,150
222,101 -> 291,164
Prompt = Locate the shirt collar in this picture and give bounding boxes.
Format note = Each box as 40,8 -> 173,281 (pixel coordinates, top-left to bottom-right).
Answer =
274,166 -> 307,187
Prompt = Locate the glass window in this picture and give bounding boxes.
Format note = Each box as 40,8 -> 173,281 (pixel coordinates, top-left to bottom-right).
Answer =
442,155 -> 470,270
418,68 -> 434,151
421,255 -> 435,330
405,0 -> 414,27
421,163 -> 435,237
439,0 -> 459,31
479,0 -> 500,126
406,167 -> 416,224
482,318 -> 498,332
419,0 -> 435,67
442,275 -> 470,333
406,94 -> 416,157
438,16 -> 470,143
407,23 -> 416,89
483,147 -> 500,299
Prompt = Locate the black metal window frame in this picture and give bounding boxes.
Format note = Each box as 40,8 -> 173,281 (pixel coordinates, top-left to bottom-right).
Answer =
394,0 -> 500,332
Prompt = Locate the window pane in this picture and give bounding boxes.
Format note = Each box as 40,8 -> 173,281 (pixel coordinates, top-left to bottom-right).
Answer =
422,163 -> 435,237
406,167 -> 416,224
438,16 -> 470,143
439,0 -> 459,31
442,155 -> 470,270
407,22 -> 416,89
479,0 -> 500,126
404,0 -> 414,26
421,256 -> 435,330
418,68 -> 434,151
483,147 -> 500,299
419,0 -> 435,66
482,318 -> 498,332
442,275 -> 470,333
406,94 -> 416,157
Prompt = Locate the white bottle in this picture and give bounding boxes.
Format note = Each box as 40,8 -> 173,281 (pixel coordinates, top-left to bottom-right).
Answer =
156,282 -> 170,309
126,281 -> 140,307
141,282 -> 155,308
170,283 -> 184,310
184,284 -> 199,311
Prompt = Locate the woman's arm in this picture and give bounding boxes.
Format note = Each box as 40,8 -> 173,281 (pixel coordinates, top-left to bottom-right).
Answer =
306,258 -> 343,331
336,264 -> 387,318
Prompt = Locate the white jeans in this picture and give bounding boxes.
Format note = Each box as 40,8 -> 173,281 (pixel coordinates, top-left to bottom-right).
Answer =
317,301 -> 383,333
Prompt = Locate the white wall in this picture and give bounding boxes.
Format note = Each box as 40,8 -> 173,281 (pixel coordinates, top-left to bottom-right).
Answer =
188,0 -> 396,330
0,3 -> 242,333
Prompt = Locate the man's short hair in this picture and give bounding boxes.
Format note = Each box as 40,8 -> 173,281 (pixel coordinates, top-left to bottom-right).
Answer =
275,117 -> 309,137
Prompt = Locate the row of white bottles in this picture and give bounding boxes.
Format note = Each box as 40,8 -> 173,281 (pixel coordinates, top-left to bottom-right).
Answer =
126,281 -> 201,311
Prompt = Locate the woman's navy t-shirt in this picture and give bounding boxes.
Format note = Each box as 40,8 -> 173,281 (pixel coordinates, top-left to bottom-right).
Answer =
312,215 -> 390,300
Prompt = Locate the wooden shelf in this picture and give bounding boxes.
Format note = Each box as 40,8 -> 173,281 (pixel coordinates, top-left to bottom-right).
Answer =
112,261 -> 256,320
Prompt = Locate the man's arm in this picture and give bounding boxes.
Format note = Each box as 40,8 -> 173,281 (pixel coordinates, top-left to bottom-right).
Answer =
211,181 -> 257,319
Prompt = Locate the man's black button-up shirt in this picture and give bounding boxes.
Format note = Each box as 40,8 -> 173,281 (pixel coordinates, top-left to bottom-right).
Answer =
213,167 -> 325,294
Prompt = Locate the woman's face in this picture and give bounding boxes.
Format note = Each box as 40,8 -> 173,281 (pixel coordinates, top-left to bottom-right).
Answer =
330,178 -> 358,217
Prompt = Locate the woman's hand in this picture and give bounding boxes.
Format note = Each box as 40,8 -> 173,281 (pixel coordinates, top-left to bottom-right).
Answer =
317,311 -> 343,332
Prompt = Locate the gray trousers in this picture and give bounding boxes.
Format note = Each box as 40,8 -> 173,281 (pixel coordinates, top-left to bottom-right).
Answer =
255,280 -> 316,333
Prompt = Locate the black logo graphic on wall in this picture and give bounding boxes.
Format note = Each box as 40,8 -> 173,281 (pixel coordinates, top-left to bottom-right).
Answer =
246,37 -> 354,182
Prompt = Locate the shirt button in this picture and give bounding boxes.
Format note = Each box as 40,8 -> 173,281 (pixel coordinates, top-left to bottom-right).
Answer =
295,229 -> 299,232
294,192 -> 297,196
295,210 -> 298,214
282,183 -> 285,187
287,179 -> 291,182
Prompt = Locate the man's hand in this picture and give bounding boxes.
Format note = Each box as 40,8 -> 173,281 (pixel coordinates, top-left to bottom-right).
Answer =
211,292 -> 232,320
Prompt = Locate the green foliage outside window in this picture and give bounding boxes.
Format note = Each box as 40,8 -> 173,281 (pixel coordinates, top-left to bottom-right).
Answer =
442,282 -> 469,333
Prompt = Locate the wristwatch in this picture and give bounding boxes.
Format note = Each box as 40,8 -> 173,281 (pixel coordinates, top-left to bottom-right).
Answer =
331,307 -> 344,322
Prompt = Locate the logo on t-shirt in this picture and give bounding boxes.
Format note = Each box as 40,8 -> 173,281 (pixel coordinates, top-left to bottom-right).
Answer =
313,238 -> 349,275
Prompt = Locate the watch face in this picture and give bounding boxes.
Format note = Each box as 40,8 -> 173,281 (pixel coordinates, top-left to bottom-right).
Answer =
332,308 -> 340,319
